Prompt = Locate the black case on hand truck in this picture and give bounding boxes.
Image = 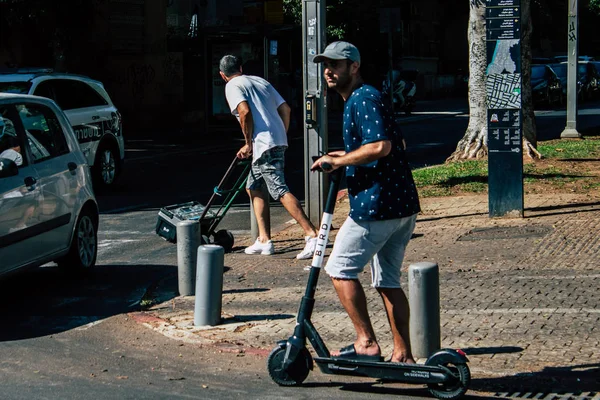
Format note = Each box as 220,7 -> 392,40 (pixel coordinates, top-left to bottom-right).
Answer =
155,157 -> 251,252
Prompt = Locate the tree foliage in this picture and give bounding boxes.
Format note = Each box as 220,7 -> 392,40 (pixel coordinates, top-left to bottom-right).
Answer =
283,0 -> 376,40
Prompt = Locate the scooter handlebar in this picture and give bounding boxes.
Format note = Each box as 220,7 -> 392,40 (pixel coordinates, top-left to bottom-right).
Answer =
310,155 -> 332,172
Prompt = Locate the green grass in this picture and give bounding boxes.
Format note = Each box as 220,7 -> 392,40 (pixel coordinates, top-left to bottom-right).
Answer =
412,138 -> 600,197
538,138 -> 600,159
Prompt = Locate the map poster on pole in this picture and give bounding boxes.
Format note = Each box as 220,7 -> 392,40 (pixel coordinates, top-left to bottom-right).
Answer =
486,0 -> 524,217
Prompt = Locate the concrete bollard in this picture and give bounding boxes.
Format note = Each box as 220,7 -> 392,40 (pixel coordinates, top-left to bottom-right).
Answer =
176,219 -> 201,296
194,244 -> 225,326
408,262 -> 441,359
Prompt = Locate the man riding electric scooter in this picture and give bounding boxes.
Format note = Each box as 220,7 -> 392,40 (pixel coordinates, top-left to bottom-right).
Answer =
312,41 -> 421,364
267,41 -> 471,400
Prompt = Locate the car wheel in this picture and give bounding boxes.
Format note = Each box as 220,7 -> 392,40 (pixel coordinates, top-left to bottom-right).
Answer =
57,208 -> 98,271
93,142 -> 119,190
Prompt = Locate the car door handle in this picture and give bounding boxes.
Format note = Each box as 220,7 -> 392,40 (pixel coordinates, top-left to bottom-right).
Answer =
68,162 -> 77,172
24,176 -> 37,187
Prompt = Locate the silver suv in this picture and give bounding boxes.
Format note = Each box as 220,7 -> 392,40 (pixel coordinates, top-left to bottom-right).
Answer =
0,93 -> 99,277
0,69 -> 124,191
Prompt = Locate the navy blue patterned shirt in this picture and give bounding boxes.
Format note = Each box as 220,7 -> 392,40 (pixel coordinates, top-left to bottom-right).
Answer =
343,84 -> 421,221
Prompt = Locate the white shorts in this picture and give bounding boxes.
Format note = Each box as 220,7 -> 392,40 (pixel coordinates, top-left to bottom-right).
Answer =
324,214 -> 417,288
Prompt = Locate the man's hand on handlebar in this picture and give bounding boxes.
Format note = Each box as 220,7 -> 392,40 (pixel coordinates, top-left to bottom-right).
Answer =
236,144 -> 252,159
311,154 -> 341,172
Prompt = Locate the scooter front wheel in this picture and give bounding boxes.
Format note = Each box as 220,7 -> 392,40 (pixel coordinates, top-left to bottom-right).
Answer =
267,346 -> 312,386
427,361 -> 470,400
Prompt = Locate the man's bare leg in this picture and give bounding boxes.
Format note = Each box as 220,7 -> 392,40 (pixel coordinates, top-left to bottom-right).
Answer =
279,192 -> 317,237
377,287 -> 415,363
248,188 -> 271,241
330,278 -> 381,357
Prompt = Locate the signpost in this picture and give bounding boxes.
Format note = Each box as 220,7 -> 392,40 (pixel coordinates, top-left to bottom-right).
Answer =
302,0 -> 327,224
485,0 -> 524,218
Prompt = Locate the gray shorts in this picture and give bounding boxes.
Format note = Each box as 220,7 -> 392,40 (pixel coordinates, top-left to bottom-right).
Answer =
324,214 -> 417,288
246,146 -> 290,201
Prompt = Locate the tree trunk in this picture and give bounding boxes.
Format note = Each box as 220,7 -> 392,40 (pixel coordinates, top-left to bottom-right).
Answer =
448,0 -> 541,161
521,0 -> 542,159
447,0 -> 487,161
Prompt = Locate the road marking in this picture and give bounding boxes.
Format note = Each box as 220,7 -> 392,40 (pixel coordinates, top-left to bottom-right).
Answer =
100,230 -> 147,235
74,319 -> 104,331
98,239 -> 141,249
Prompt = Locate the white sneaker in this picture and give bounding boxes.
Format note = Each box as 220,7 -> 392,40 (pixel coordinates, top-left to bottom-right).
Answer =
244,238 -> 274,255
296,236 -> 318,260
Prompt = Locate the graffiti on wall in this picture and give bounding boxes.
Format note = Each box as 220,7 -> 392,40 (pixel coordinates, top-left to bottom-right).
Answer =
127,63 -> 156,100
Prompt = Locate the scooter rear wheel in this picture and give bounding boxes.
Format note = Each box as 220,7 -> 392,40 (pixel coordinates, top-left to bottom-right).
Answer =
427,362 -> 470,400
267,346 -> 312,386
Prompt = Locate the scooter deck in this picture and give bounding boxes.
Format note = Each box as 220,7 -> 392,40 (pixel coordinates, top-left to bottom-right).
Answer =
314,357 -> 451,384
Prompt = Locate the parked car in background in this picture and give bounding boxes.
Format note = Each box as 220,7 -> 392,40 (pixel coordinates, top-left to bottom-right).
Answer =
0,93 -> 99,278
531,64 -> 563,107
0,69 -> 124,191
548,63 -> 584,101
571,61 -> 600,100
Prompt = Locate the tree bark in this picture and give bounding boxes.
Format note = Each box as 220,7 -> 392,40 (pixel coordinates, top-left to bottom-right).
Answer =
447,0 -> 487,161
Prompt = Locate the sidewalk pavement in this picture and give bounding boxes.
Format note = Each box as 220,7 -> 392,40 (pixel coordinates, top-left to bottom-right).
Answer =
133,190 -> 600,396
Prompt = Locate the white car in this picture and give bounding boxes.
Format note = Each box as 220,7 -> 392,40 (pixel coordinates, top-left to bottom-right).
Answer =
0,69 -> 124,191
0,93 -> 99,278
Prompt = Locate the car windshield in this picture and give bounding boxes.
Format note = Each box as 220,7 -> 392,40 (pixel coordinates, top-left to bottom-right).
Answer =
531,66 -> 546,79
0,81 -> 32,94
551,64 -> 567,77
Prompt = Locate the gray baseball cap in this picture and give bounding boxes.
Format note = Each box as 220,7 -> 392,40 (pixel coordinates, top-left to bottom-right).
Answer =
313,41 -> 361,65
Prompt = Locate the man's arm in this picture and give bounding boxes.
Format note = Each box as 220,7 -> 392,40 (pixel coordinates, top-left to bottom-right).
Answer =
236,101 -> 253,159
237,101 -> 253,145
311,140 -> 391,171
277,102 -> 291,133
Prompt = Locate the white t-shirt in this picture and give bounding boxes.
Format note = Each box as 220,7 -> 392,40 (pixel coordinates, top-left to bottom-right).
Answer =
0,149 -> 23,166
225,75 -> 288,162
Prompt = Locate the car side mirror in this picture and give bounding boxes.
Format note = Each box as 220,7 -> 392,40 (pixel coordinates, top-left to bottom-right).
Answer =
0,158 -> 19,178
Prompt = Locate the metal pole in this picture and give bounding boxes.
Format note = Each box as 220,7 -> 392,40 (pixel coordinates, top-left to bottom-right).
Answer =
303,0 -> 328,226
194,244 -> 224,326
561,0 -> 581,138
408,262 -> 441,359
176,220 -> 201,296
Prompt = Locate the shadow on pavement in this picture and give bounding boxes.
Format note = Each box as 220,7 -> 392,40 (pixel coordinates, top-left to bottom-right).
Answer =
303,380 -> 498,399
462,346 -> 524,356
471,363 -> 600,393
526,200 -> 600,218
222,314 -> 294,324
0,264 -> 175,342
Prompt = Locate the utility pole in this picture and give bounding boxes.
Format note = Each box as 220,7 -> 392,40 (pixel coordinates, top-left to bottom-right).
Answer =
561,0 -> 581,138
302,0 -> 328,225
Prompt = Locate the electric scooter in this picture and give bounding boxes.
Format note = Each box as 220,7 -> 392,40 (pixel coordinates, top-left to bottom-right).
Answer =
266,160 -> 471,400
